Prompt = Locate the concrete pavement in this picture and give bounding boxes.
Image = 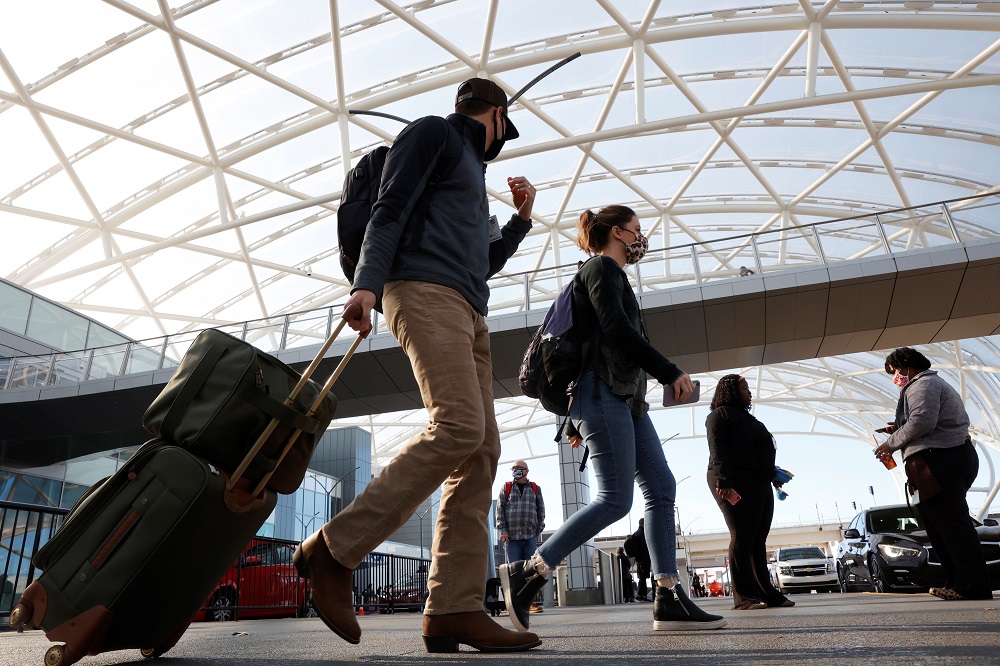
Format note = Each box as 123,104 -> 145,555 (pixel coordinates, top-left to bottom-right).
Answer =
3,592 -> 999,665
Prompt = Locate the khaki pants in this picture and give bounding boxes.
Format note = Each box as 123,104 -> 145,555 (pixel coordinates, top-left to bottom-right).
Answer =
322,281 -> 500,614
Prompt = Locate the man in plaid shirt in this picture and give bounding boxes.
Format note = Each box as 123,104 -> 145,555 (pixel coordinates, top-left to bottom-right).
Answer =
497,460 -> 546,613
497,460 -> 546,568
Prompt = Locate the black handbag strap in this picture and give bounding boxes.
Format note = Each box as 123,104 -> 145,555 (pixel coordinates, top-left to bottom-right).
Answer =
161,342 -> 226,437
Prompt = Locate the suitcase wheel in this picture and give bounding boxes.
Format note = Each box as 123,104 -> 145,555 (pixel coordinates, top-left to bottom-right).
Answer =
8,602 -> 33,628
140,647 -> 164,660
44,644 -> 69,666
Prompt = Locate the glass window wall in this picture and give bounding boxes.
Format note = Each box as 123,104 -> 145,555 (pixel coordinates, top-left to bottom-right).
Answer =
291,471 -> 336,542
24,298 -> 88,351
0,282 -> 31,336
85,324 -> 129,352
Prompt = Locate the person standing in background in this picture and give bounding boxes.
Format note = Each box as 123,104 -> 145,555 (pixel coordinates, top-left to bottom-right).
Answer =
497,460 -> 546,614
624,519 -> 653,601
706,374 -> 793,610
874,347 -> 992,601
497,460 -> 545,565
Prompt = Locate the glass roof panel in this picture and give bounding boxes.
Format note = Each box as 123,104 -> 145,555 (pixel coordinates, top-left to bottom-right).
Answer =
0,106 -> 60,197
489,0 -> 615,51
31,29 -> 190,132
72,135 -> 195,213
909,86 -> 1000,135
12,170 -> 93,221
824,28 -> 1000,74
0,1 -> 138,85
175,0 -> 331,66
197,71 -> 317,151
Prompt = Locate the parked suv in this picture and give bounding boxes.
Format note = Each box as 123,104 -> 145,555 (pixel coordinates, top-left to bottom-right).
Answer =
836,504 -> 1000,593
768,546 -> 839,593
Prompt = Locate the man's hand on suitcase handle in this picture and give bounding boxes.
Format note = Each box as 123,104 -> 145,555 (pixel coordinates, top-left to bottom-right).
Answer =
343,292 -> 374,337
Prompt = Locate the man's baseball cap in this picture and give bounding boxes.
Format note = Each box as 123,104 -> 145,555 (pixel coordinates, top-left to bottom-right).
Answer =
455,78 -> 519,141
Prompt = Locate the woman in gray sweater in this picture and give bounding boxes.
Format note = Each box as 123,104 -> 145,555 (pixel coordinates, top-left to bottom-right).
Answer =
873,347 -> 992,601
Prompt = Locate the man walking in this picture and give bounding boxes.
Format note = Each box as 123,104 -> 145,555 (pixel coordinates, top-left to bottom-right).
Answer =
497,460 -> 545,612
293,77 -> 540,653
624,518 -> 653,601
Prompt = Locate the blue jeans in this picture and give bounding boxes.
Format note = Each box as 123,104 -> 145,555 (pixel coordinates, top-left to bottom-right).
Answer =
537,371 -> 678,579
504,536 -> 538,563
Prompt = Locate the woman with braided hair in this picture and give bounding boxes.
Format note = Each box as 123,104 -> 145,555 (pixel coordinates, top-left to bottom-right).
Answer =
706,374 -> 793,610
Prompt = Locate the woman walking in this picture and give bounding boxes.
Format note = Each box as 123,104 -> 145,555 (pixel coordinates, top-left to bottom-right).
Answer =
706,374 -> 793,610
500,205 -> 726,633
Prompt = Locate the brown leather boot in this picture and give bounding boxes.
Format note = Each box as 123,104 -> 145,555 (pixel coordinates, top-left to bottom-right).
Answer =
292,532 -> 361,644
423,610 -> 542,653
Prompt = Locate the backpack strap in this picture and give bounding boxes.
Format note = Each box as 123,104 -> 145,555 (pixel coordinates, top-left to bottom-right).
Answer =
505,481 -> 539,497
554,263 -> 601,446
410,118 -> 463,248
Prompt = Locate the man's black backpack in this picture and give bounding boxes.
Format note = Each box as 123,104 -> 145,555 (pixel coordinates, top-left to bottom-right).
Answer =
337,117 -> 462,284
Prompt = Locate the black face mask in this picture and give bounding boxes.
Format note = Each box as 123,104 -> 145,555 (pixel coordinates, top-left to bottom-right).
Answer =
484,112 -> 505,162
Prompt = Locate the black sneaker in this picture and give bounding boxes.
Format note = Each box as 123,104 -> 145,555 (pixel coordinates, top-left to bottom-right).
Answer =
499,560 -> 548,632
653,585 -> 727,631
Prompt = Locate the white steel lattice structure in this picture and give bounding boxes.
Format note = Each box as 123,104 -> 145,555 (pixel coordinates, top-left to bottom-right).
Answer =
1,1 -> 999,515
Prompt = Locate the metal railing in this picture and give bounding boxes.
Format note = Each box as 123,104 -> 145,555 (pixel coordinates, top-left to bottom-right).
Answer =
0,500 -> 430,621
0,501 -> 67,619
2,192 -> 997,392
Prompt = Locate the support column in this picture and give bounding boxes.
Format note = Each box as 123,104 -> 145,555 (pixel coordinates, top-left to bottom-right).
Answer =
554,438 -> 602,605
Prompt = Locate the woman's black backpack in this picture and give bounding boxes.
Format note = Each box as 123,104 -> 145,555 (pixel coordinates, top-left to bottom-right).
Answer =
518,282 -> 583,417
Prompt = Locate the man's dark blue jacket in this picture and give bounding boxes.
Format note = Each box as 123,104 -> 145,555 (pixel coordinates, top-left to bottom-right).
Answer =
353,113 -> 531,315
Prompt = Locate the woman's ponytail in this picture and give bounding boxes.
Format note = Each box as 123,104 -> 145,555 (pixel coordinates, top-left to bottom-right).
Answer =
576,205 -> 636,255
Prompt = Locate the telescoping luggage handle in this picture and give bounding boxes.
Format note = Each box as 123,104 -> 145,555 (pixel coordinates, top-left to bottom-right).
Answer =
228,304 -> 369,495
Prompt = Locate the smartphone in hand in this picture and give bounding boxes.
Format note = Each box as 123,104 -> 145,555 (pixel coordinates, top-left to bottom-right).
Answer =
663,379 -> 701,407
726,489 -> 741,506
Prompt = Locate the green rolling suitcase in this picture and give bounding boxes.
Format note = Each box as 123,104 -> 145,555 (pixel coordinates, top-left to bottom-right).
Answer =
9,316 -> 368,665
13,440 -> 276,664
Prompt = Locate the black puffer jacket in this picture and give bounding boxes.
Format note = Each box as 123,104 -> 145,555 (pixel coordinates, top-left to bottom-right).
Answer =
353,113 -> 531,316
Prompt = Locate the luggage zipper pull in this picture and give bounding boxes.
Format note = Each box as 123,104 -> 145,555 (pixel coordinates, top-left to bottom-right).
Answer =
255,366 -> 264,390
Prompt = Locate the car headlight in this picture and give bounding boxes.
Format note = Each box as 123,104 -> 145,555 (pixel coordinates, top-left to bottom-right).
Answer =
778,566 -> 791,575
826,562 -> 835,573
878,543 -> 921,559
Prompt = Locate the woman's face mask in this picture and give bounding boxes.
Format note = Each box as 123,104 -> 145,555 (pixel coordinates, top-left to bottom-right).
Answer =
619,228 -> 648,264
893,371 -> 910,388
